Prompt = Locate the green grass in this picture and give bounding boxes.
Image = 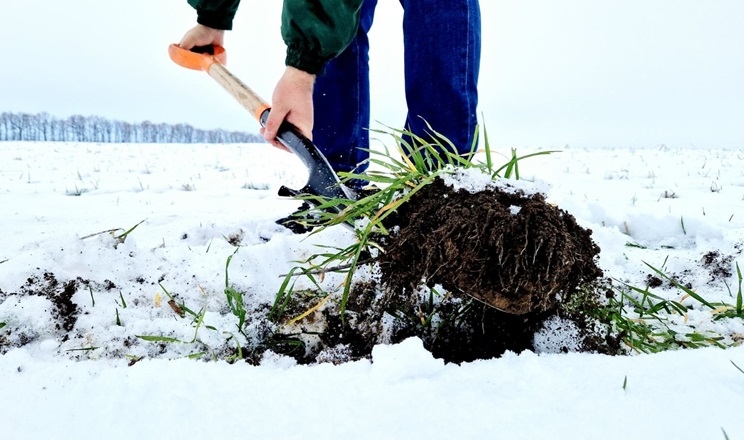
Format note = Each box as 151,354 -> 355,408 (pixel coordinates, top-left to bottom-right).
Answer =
136,282 -> 214,357
722,263 -> 744,320
121,122 -> 743,362
224,247 -> 247,336
732,360 -> 744,375
117,292 -> 127,309
271,124 -> 742,357
242,182 -> 270,190
114,219 -> 146,243
134,250 -> 256,362
585,260 -> 744,354
137,304 -> 208,345
65,185 -> 89,196
273,124 -> 557,327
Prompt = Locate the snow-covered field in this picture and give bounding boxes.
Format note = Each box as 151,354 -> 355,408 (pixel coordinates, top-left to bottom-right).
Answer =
1,141 -> 743,439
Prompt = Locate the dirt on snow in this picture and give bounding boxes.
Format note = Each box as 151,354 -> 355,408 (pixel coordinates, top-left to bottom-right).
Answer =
282,177 -> 612,364
2,177 -> 619,364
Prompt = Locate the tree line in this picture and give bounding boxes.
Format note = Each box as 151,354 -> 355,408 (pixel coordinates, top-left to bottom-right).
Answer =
0,112 -> 262,144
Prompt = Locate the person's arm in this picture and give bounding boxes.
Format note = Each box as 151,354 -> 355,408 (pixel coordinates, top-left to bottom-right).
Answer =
187,0 -> 241,31
281,0 -> 364,74
180,0 -> 364,149
186,0 -> 362,73
262,1 -> 363,147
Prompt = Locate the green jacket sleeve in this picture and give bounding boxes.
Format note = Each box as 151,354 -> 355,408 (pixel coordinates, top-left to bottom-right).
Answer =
282,0 -> 364,74
188,0 -> 241,30
187,0 -> 363,74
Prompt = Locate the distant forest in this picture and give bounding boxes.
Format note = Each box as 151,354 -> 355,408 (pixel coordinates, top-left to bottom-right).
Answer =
0,112 -> 262,144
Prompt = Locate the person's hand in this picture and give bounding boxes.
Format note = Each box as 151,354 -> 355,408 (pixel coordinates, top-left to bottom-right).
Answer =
261,66 -> 316,151
179,24 -> 224,50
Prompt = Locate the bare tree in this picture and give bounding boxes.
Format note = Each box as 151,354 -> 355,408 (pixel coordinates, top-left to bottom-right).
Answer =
0,112 -> 262,144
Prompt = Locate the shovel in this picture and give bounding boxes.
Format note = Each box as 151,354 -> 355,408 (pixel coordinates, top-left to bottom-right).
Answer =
168,44 -> 356,202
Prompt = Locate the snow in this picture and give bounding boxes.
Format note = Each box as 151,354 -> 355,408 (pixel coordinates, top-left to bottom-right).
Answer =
441,164 -> 550,196
2,141 -> 744,439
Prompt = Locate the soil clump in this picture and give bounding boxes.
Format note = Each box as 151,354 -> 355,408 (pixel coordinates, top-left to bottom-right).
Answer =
275,177 -> 610,364
378,178 -> 603,315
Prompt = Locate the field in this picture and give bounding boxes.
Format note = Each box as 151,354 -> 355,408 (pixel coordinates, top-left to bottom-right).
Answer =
1,141 -> 743,439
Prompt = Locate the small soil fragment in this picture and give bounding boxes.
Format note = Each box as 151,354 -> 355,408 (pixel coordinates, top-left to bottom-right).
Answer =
20,272 -> 82,332
701,250 -> 734,282
646,275 -> 663,288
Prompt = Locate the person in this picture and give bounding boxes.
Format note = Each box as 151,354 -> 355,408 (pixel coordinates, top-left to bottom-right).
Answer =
180,0 -> 481,179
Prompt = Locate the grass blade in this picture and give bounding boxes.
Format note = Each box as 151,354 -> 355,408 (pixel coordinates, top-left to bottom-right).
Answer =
735,263 -> 742,314
64,346 -> 99,352
137,335 -> 185,343
114,219 -> 146,242
732,360 -> 744,375
643,262 -> 715,309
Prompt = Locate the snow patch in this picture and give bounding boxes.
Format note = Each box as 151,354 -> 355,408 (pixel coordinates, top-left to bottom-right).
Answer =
371,337 -> 445,381
533,316 -> 583,354
440,165 -> 550,196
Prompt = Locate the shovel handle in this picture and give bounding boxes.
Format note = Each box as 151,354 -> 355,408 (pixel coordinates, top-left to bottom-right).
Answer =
168,44 -> 270,122
168,43 -> 356,201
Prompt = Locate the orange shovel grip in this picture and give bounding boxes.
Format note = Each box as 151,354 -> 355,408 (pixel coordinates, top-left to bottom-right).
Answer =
168,44 -> 227,71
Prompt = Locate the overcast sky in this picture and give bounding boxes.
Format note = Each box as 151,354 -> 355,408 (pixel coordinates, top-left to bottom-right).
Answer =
1,0 -> 742,149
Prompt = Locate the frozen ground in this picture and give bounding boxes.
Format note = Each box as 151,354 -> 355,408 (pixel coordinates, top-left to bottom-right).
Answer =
1,141 -> 743,439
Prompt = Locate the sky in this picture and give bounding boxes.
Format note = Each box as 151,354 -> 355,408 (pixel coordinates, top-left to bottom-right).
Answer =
0,0 -> 742,149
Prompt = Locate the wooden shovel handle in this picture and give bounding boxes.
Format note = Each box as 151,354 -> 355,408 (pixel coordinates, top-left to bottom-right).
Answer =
167,44 -> 270,122
168,43 -> 356,201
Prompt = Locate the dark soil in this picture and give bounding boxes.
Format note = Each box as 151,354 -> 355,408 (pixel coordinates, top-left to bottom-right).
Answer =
378,178 -> 603,315
701,251 -> 734,282
1,273 -> 86,354
643,250 -> 737,291
1,177 -> 614,364
270,177 -> 610,364
646,275 -> 664,288
20,272 -> 83,332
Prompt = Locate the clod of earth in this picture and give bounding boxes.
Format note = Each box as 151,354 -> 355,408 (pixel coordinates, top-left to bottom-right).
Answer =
21,272 -> 82,332
378,178 -> 603,315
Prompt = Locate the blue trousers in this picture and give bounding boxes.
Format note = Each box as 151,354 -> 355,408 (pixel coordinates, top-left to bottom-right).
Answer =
312,0 -> 482,174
